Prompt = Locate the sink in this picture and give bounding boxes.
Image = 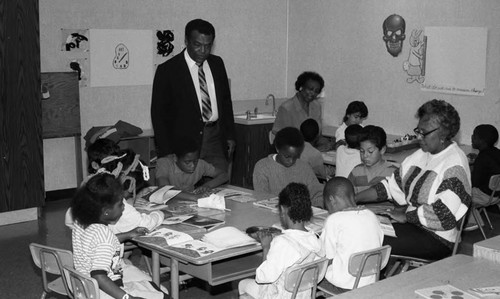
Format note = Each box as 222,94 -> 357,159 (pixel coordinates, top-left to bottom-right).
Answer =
234,113 -> 276,120
234,113 -> 276,125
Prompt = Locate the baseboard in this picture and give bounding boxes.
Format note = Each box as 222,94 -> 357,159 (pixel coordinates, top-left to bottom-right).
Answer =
0,207 -> 38,226
45,188 -> 77,201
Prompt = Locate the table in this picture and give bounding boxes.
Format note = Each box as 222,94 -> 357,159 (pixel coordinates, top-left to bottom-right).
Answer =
333,254 -> 500,298
473,234 -> 500,264
134,186 -> 280,299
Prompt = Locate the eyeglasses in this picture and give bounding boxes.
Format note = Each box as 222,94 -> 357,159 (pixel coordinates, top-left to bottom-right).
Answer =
413,127 -> 439,138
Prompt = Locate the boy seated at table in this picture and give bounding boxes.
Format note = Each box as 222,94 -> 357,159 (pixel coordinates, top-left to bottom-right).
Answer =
320,177 -> 383,292
466,124 -> 500,229
238,183 -> 324,299
155,137 -> 229,200
299,119 -> 335,180
253,127 -> 324,207
348,125 -> 397,194
335,124 -> 363,178
66,138 -> 165,236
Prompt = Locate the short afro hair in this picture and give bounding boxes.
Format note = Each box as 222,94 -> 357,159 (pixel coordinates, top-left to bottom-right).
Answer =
345,124 -> 363,148
279,182 -> 313,223
274,127 -> 304,150
185,19 -> 215,39
474,124 -> 499,147
71,173 -> 123,228
359,125 -> 387,149
173,137 -> 200,158
295,71 -> 325,93
300,119 -> 320,143
417,99 -> 460,141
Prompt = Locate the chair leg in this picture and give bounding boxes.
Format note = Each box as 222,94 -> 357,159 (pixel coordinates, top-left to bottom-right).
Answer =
481,208 -> 493,230
385,260 -> 402,278
473,208 -> 487,239
40,291 -> 47,299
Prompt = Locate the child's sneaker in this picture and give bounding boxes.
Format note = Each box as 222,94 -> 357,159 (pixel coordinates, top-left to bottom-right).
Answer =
464,223 -> 479,232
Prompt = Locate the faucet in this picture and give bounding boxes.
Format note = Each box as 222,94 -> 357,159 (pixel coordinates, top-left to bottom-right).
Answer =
265,94 -> 276,116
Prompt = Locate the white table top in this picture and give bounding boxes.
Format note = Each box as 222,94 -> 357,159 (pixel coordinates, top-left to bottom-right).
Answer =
334,254 -> 500,298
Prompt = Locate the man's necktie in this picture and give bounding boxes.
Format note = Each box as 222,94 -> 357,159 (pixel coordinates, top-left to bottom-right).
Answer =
198,63 -> 213,122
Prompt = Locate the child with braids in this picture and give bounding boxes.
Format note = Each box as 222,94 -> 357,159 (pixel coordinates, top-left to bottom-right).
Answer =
238,183 -> 324,299
71,173 -> 168,299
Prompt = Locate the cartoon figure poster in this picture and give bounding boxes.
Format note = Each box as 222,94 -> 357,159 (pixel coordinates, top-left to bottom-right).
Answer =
89,29 -> 153,87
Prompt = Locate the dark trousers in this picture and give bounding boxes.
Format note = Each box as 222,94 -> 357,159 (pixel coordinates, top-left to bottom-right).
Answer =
383,223 -> 452,260
200,123 -> 228,172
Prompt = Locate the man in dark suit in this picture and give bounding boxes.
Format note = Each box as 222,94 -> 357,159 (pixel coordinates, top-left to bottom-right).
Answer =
151,19 -> 235,174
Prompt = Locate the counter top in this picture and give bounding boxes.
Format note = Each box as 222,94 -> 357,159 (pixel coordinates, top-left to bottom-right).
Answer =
233,114 -> 275,125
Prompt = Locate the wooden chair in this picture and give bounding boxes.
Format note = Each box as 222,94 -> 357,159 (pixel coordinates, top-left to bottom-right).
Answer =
385,215 -> 466,277
318,245 -> 391,296
63,265 -> 100,299
471,174 -> 500,239
29,243 -> 74,299
283,257 -> 328,299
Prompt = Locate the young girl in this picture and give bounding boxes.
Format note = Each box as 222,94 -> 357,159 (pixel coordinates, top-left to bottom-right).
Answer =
253,127 -> 324,207
238,183 -> 324,299
71,173 -> 167,299
335,101 -> 368,148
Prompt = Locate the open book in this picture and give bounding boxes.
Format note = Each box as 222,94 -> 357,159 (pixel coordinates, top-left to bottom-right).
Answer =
141,185 -> 182,204
253,198 -> 328,218
182,215 -> 225,231
377,215 -> 397,237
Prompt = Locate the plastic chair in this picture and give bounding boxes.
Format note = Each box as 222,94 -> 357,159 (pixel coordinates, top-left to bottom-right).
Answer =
283,257 -> 328,299
471,174 -> 500,239
385,215 -> 466,277
318,245 -> 392,296
29,243 -> 74,299
63,265 -> 100,299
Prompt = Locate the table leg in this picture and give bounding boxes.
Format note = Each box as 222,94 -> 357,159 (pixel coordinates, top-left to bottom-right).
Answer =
152,251 -> 160,286
171,258 -> 179,299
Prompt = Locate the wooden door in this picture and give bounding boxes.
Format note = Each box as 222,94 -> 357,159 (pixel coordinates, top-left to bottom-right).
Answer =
0,0 -> 44,212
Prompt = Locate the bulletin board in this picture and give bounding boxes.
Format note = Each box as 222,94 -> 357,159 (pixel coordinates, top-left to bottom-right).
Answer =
89,29 -> 153,87
421,27 -> 487,96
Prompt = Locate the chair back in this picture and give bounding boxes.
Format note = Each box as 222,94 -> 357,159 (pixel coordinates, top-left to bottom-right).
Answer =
284,257 -> 328,299
489,174 -> 500,200
63,265 -> 100,299
29,243 -> 74,296
348,245 -> 391,289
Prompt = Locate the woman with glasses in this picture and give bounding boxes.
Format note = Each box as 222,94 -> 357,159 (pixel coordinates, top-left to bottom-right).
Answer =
356,99 -> 471,260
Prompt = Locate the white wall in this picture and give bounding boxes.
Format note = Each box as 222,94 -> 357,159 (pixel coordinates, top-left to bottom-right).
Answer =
41,0 -> 500,190
287,0 -> 500,144
40,0 -> 289,190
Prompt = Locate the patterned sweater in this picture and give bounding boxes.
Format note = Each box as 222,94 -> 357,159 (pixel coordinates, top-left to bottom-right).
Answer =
374,142 -> 471,244
253,154 -> 324,207
348,160 -> 397,194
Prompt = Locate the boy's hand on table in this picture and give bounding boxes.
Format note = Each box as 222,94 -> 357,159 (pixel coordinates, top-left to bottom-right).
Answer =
192,186 -> 211,196
379,208 -> 407,223
257,230 -> 273,248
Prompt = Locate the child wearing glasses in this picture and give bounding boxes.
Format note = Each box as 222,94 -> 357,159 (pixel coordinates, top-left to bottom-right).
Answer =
238,183 -> 324,299
335,101 -> 368,149
348,125 -> 397,194
253,127 -> 324,207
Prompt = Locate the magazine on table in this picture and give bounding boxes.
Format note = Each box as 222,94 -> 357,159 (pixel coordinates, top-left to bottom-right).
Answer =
212,187 -> 256,203
253,197 -> 328,218
182,215 -> 225,230
141,185 -> 182,204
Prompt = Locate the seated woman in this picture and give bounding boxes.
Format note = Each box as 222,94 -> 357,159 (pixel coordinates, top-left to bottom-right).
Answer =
253,127 -> 324,207
356,99 -> 471,260
271,71 -> 330,150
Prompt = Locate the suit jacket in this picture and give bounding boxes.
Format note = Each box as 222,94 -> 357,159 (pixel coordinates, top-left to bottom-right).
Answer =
151,50 -> 235,158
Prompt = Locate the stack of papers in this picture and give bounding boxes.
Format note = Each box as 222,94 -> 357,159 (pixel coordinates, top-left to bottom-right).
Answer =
202,226 -> 258,249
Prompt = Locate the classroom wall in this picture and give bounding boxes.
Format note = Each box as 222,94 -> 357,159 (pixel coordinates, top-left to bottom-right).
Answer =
40,0 -> 289,190
287,0 -> 500,144
41,0 -> 500,190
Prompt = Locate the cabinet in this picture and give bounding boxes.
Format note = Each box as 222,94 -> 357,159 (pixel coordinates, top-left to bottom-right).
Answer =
118,129 -> 157,185
231,123 -> 274,189
0,0 -> 43,219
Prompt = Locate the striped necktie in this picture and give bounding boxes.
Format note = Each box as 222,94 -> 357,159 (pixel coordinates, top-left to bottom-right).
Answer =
198,63 -> 212,122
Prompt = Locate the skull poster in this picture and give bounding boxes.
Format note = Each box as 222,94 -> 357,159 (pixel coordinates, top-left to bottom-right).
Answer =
382,14 -> 406,57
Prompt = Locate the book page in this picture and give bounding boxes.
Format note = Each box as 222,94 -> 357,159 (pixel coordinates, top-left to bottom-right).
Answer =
136,227 -> 193,247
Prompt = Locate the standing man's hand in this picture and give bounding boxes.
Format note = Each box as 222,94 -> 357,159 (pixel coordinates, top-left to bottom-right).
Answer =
227,139 -> 236,159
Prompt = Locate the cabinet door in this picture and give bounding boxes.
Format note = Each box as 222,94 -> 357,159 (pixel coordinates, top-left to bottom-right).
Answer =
231,123 -> 273,189
0,0 -> 43,212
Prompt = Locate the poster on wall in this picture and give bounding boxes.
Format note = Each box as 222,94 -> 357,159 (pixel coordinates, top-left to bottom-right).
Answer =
421,27 -> 487,96
154,29 -> 175,66
61,29 -> 89,52
89,29 -> 153,87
